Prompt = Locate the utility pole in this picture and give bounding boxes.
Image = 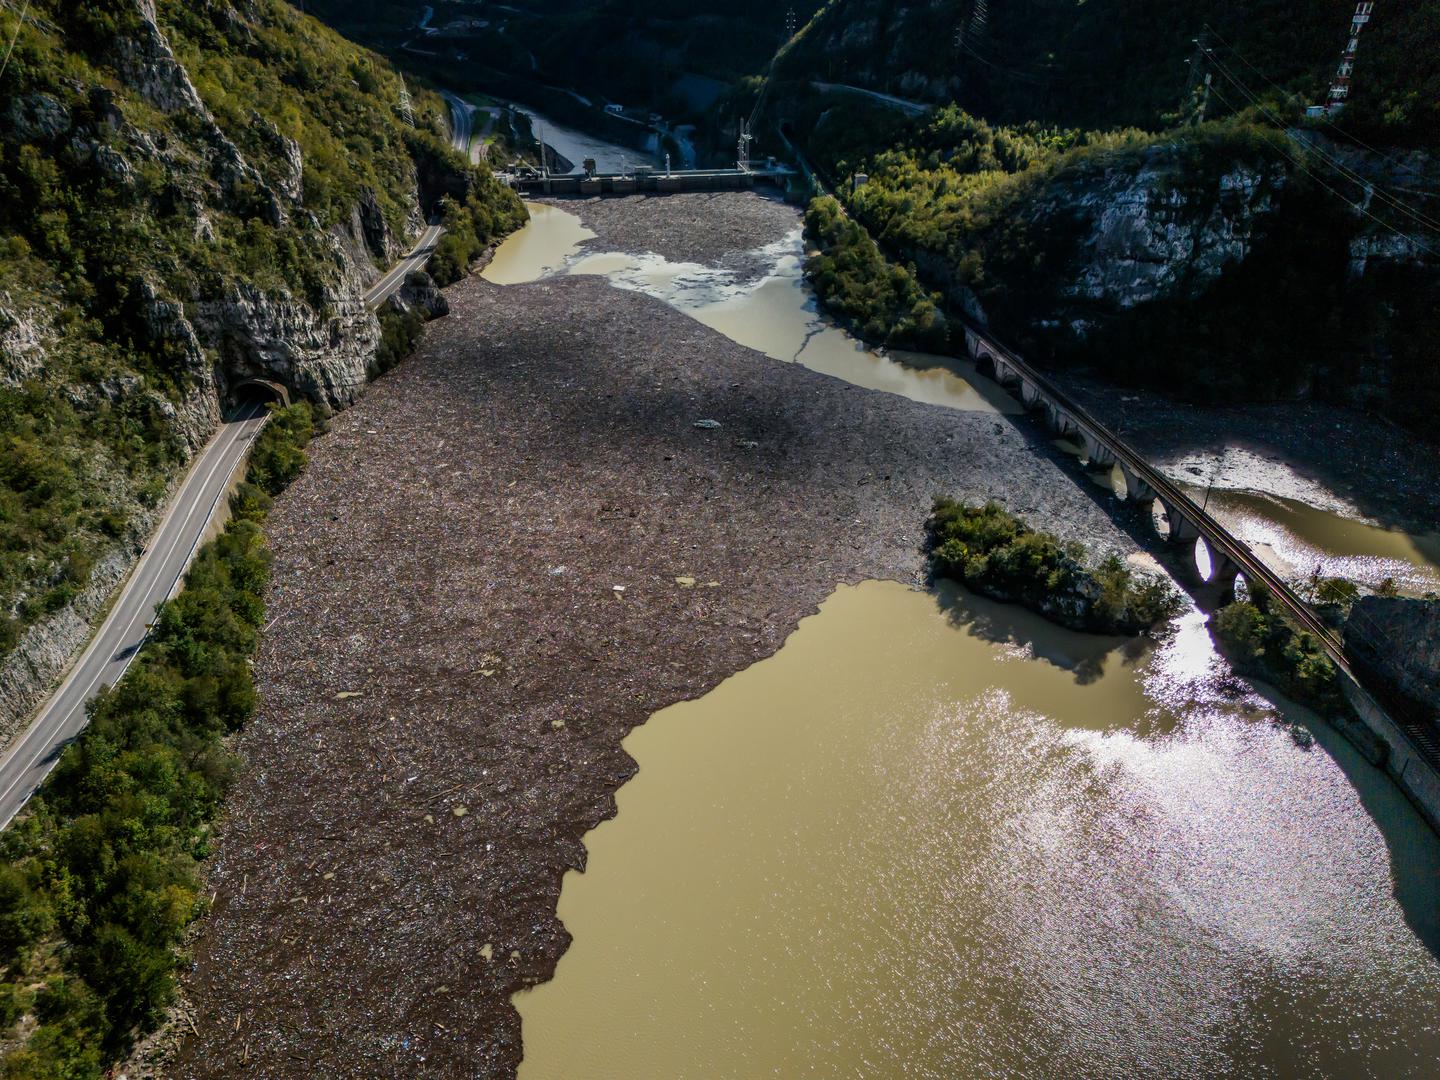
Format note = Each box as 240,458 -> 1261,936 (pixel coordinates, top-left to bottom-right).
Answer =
785,7 -> 797,41
737,119 -> 752,171
1187,36 -> 1212,125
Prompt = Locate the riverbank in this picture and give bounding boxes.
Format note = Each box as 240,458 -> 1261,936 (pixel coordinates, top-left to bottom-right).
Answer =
172,194 -> 1143,1077
1058,371 -> 1440,547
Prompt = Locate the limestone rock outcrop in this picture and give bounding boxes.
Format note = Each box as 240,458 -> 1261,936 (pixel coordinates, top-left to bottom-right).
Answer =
389,270 -> 450,320
192,284 -> 379,410
1062,150 -> 1284,311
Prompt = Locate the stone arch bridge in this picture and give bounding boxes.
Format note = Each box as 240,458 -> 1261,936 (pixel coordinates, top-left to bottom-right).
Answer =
963,326 -> 1440,830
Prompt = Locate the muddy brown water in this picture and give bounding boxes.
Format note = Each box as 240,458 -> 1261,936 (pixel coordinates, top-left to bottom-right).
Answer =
1077,453 -> 1440,596
1195,488 -> 1440,596
483,203 -> 1021,416
482,203 -> 1440,1076
515,581 -> 1440,1077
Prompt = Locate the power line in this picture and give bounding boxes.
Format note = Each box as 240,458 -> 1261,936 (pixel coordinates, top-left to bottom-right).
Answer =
1200,46 -> 1440,235
1196,43 -> 1440,231
1204,79 -> 1436,255
1202,79 -> 1438,258
1201,21 -> 1433,187
0,0 -> 31,85
955,37 -> 1052,85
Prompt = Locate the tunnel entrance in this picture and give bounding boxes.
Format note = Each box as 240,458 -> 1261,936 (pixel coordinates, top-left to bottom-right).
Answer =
229,378 -> 290,417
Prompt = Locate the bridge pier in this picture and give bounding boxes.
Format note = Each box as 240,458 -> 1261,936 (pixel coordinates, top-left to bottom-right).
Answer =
1193,536 -> 1241,593
1153,497 -> 1200,543
1081,432 -> 1115,467
965,331 -> 990,369
987,353 -> 1017,387
1044,404 -> 1080,439
1118,464 -> 1154,503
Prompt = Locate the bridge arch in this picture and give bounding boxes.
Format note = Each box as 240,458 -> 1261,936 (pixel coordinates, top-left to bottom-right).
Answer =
1194,536 -> 1240,589
1232,571 -> 1251,603
1152,497 -> 1201,544
1080,432 -> 1115,468
973,347 -> 1001,381
1117,463 -> 1154,503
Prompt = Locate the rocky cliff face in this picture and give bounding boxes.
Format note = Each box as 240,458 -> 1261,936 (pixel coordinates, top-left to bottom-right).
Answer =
1346,597 -> 1440,725
1061,153 -> 1284,314
0,0 -> 455,733
114,0 -> 401,410
889,143 -> 1292,338
192,284 -> 380,409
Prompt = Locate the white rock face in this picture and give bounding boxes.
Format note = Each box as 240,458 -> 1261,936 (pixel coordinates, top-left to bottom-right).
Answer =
116,0 -> 212,116
190,282 -> 380,409
1065,151 -> 1284,310
0,296 -> 56,386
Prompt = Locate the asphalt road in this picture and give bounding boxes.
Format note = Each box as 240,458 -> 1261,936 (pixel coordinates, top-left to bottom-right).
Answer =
364,94 -> 473,310
0,403 -> 270,828
0,98 -> 474,826
810,80 -> 932,117
363,222 -> 445,310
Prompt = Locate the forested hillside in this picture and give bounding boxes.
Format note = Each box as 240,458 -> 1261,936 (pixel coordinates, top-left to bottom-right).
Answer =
301,0 -> 823,125
772,1 -> 1439,436
780,0 -> 1438,147
0,0 -> 521,729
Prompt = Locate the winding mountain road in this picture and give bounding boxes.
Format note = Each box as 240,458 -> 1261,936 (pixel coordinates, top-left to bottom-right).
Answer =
364,94 -> 472,310
363,223 -> 445,310
0,97 -> 472,827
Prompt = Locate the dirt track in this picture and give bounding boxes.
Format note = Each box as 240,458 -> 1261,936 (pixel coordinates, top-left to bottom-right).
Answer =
173,194 -> 1136,1078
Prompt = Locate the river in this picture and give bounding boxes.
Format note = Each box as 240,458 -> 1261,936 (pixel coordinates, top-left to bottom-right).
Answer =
481,201 -> 1440,591
484,203 -> 1022,415
502,104 -> 655,175
516,582 -> 1440,1077
480,199 -> 1440,1076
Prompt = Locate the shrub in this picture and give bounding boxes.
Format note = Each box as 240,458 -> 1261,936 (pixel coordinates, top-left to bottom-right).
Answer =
1213,590 -> 1346,714
803,195 -> 948,351
374,305 -> 426,374
247,402 -> 314,496
0,387 -> 317,1071
927,497 -> 1179,633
